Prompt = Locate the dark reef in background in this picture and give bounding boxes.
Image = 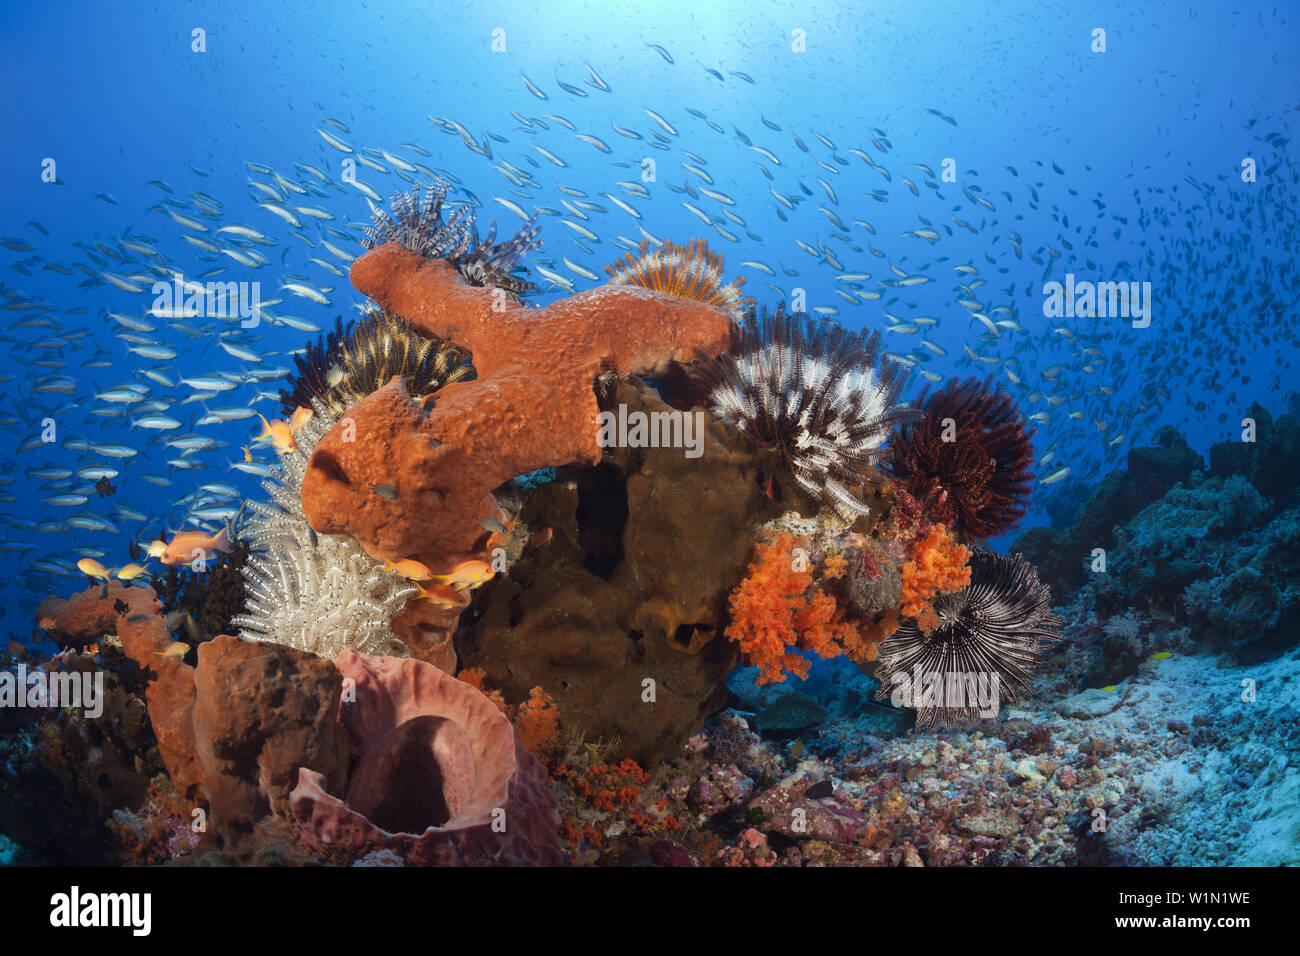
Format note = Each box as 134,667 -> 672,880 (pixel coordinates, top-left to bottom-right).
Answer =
1013,424 -> 1206,600
1018,401 -> 1300,673
1207,402 -> 1300,509
1046,477 -> 1092,530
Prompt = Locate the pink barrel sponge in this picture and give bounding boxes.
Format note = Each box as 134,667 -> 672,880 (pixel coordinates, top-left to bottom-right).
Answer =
290,649 -> 562,866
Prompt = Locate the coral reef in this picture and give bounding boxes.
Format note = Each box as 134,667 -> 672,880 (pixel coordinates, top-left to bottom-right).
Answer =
11,373 -> 1297,870
1086,475 -> 1268,615
290,649 -> 561,865
1011,470 -> 1141,601
539,614 -> 1295,868
35,653 -> 162,812
1012,411 -> 1295,603
1180,507 -> 1300,655
1126,425 -> 1203,500
38,582 -> 204,797
889,377 -> 1035,542
41,204 -> 1296,872
32,588 -> 353,862
552,757 -> 690,864
1208,402 -> 1300,508
0,644 -> 165,865
698,304 -> 913,522
108,782 -> 202,865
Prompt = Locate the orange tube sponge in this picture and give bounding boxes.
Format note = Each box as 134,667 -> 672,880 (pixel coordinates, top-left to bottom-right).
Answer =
303,245 -> 733,572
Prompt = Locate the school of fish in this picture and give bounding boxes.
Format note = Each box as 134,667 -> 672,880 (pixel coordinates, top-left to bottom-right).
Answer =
1,41 -> 1296,623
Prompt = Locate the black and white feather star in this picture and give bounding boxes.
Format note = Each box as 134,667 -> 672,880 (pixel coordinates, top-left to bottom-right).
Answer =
698,304 -> 914,521
873,550 -> 1063,728
361,180 -> 542,295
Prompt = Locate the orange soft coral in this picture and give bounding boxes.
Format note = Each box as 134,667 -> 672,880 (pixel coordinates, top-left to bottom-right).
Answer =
822,553 -> 848,579
556,759 -> 671,859
514,686 -> 560,755
839,608 -> 899,663
458,669 -> 559,756
898,523 -> 971,634
725,533 -> 878,684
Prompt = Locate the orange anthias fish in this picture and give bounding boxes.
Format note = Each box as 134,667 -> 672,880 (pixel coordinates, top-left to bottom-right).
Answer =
145,539 -> 169,559
76,558 -> 111,580
255,406 -> 312,455
413,582 -> 468,609
159,527 -> 230,567
116,562 -> 151,581
433,559 -> 495,591
383,558 -> 434,581
288,406 -> 314,431
479,511 -> 518,551
256,414 -> 298,455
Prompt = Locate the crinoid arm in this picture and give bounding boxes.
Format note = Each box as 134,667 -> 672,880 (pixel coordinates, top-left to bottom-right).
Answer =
279,309 -> 474,420
698,303 -> 915,521
362,180 -> 540,295
873,550 -> 1062,728
888,376 -> 1036,542
605,238 -> 751,322
233,396 -> 416,658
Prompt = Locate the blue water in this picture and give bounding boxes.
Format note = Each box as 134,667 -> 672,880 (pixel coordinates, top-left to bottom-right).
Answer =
1,0 -> 1297,626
